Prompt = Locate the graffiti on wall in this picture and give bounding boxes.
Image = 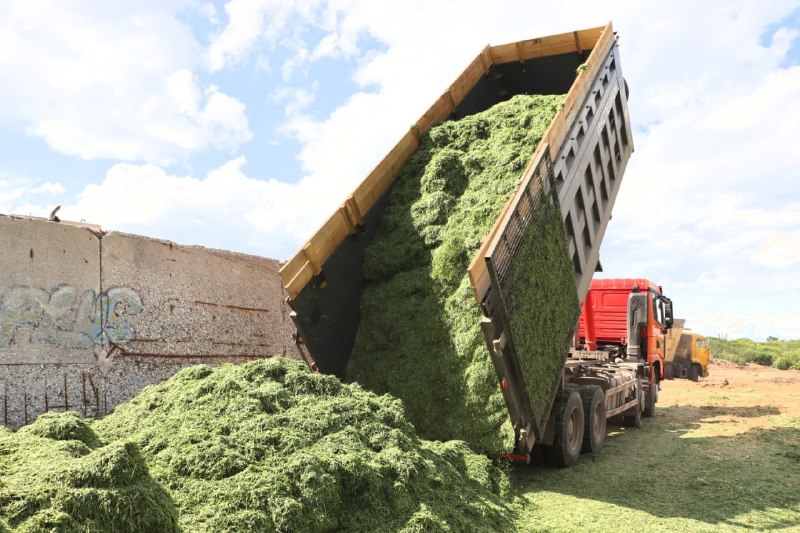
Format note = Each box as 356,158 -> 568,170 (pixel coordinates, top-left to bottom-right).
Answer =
0,285 -> 142,349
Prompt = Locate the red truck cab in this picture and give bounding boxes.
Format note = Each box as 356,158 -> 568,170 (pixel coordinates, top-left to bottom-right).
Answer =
578,278 -> 673,415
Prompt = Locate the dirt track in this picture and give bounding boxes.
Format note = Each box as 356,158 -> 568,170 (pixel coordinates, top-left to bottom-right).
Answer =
659,360 -> 800,436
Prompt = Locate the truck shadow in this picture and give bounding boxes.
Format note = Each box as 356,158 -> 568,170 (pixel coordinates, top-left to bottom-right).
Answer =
513,404 -> 800,529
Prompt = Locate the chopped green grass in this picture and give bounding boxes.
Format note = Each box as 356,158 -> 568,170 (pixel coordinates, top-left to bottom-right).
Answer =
0,358 -> 517,532
0,418 -> 178,532
503,193 -> 580,434
346,94 -> 566,454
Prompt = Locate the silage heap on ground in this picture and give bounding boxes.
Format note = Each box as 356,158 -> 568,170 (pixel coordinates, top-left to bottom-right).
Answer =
0,413 -> 178,532
346,94 -> 570,454
0,358 -> 516,532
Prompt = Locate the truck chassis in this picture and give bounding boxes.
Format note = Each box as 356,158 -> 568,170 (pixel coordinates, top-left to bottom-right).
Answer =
526,353 -> 646,466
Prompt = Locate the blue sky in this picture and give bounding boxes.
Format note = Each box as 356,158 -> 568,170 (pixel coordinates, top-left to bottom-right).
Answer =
1,0 -> 799,341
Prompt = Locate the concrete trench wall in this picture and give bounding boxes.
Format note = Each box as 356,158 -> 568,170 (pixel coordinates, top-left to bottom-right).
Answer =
0,214 -> 295,427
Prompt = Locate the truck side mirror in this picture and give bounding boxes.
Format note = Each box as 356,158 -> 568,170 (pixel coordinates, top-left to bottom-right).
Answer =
664,299 -> 673,328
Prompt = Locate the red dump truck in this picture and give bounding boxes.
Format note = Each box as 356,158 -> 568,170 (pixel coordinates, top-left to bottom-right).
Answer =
280,23 -> 652,467
578,278 -> 674,417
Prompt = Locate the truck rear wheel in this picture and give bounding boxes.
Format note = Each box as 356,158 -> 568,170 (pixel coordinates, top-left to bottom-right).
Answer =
688,364 -> 700,382
664,363 -> 675,380
545,389 -> 584,467
579,385 -> 606,454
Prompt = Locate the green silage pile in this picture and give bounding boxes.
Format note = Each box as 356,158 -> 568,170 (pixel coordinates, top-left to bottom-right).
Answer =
0,413 -> 178,532
347,94 -> 569,454
1,359 -> 516,532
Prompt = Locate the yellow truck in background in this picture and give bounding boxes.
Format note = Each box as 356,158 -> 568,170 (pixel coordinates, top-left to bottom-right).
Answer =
664,319 -> 710,381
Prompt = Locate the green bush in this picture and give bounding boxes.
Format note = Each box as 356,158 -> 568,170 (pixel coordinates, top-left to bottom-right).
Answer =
773,358 -> 792,370
711,337 -> 800,368
750,351 -> 774,366
784,348 -> 800,368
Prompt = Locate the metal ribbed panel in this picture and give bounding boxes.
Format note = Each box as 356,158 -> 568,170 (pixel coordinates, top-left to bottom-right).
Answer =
477,39 -> 634,451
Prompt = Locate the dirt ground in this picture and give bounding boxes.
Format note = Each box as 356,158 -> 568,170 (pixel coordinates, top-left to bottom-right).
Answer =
659,360 -> 800,436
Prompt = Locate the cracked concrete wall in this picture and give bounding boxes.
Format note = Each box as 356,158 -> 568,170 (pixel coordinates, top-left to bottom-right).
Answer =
0,214 -> 294,427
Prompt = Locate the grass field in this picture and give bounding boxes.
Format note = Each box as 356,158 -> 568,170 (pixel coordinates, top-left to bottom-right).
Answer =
512,361 -> 800,532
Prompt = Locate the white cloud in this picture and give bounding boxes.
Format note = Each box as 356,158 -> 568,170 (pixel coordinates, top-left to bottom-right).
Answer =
310,31 -> 359,60
689,311 -> 800,343
28,157 -> 341,258
281,46 -> 311,83
270,85 -> 318,117
199,2 -> 220,25
0,174 -> 65,216
753,231 -> 800,269
207,0 -> 330,72
0,1 -> 251,163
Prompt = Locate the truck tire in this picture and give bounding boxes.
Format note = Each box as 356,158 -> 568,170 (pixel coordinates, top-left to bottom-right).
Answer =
688,364 -> 700,382
545,389 -> 584,467
579,385 -> 606,454
664,363 -> 675,380
623,378 -> 642,428
643,381 -> 657,418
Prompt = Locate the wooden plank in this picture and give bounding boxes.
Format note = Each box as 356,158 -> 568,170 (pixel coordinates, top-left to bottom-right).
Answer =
490,26 -> 604,64
345,196 -> 363,226
339,206 -> 355,235
449,52 -> 487,104
281,131 -> 419,296
446,90 -> 456,114
285,262 -> 314,300
573,31 -> 583,54
491,34 -> 574,64
479,45 -> 491,73
353,130 -> 419,209
418,93 -> 453,134
280,251 -> 310,287
515,42 -> 524,63
303,243 -> 322,275
282,207 -> 350,298
305,211 -> 349,266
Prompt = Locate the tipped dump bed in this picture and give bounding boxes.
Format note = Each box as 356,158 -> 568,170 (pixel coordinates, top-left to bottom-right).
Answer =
280,23 -> 633,453
665,319 -> 687,362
